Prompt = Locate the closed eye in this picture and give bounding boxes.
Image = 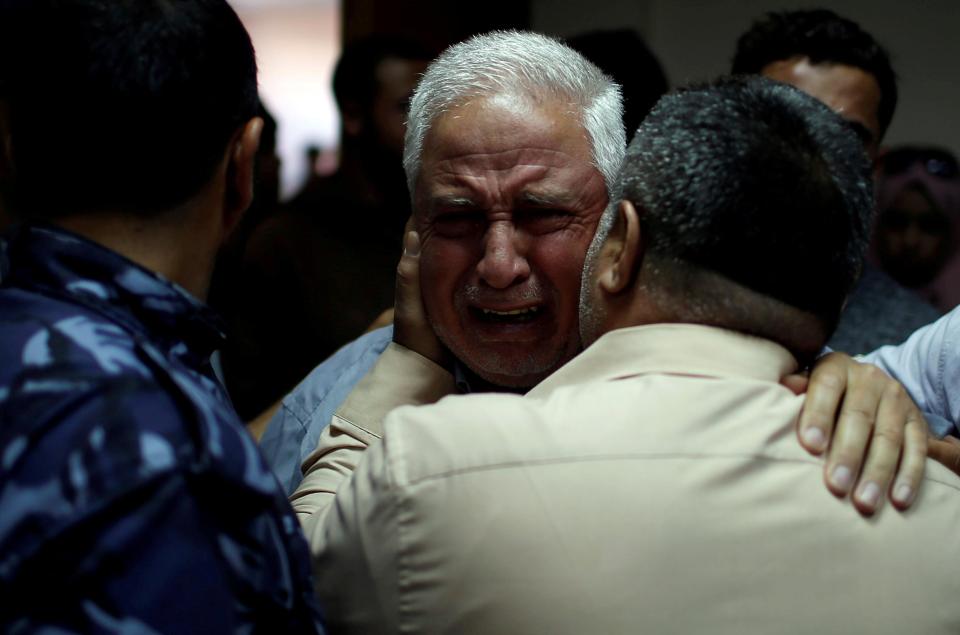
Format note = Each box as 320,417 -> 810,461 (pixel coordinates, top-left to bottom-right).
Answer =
432,211 -> 486,238
515,208 -> 573,234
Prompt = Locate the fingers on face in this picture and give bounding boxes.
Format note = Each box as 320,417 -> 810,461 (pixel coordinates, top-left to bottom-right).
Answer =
396,231 -> 421,293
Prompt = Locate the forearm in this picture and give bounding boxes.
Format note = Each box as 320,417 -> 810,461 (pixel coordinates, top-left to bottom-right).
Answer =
290,342 -> 456,549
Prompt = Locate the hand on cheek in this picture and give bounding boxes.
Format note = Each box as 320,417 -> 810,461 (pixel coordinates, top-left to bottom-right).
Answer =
393,221 -> 449,367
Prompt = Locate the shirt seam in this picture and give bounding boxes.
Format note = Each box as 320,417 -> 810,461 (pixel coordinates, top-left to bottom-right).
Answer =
936,318 -> 951,423
402,451 -> 960,494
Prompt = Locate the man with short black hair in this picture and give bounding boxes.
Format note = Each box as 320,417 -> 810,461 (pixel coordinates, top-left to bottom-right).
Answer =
311,76 -> 960,634
732,8 -> 896,159
732,8 -> 941,353
0,1 -> 321,631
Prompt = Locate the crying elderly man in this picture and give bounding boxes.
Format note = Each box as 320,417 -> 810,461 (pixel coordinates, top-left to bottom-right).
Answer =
261,31 -> 928,516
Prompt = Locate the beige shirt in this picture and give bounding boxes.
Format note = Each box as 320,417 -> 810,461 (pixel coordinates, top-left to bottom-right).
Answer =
295,324 -> 960,634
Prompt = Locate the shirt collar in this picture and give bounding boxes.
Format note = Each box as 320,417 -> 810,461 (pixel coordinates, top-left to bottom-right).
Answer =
527,323 -> 799,400
1,223 -> 226,363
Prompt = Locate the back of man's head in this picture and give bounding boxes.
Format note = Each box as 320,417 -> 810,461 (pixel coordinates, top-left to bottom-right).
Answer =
0,0 -> 258,219
731,9 -> 896,140
593,76 -> 872,357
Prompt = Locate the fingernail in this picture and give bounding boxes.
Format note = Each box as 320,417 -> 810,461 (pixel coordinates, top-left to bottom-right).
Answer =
830,465 -> 853,492
894,482 -> 914,505
801,427 -> 827,451
856,481 -> 880,509
403,231 -> 420,257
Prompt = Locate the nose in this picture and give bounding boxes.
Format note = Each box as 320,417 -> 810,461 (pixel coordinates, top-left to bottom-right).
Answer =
902,223 -> 925,251
476,222 -> 530,289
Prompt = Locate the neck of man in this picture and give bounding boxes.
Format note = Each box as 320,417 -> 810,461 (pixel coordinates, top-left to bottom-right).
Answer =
454,360 -> 532,395
53,192 -> 222,302
603,261 -> 831,366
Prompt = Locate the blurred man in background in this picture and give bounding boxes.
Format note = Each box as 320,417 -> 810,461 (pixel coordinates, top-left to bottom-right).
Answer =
224,37 -> 431,419
732,8 -> 941,353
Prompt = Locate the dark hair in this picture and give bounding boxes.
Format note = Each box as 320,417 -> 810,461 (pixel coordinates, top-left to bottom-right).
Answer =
566,29 -> 669,138
332,36 -> 431,114
731,9 -> 897,139
620,76 -> 873,330
0,0 -> 258,217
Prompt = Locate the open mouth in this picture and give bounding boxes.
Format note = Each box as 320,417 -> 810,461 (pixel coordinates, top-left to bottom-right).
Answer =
470,306 -> 543,324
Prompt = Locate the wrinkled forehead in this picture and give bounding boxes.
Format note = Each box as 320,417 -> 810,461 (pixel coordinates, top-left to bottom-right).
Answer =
414,94 -> 596,189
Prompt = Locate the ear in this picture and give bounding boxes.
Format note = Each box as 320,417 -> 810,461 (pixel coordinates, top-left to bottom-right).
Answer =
597,199 -> 642,295
223,116 -> 263,236
340,101 -> 365,137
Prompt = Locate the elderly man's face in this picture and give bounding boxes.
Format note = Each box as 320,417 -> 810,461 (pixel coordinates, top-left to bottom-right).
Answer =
414,95 -> 608,388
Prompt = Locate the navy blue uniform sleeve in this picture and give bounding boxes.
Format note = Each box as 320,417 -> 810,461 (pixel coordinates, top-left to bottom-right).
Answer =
1,373 -> 322,634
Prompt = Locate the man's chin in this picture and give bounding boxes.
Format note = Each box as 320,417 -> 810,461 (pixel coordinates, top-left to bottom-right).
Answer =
432,318 -> 580,390
459,347 -> 576,391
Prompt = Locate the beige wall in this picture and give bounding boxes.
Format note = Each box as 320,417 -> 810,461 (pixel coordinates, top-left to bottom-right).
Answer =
533,0 -> 960,155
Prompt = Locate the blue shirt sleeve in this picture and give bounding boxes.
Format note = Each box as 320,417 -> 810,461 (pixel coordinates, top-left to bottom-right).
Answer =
860,306 -> 959,437
258,326 -> 394,494
11,472 -> 273,633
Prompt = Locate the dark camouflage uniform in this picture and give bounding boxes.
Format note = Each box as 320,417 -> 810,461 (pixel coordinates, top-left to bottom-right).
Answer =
0,225 -> 323,634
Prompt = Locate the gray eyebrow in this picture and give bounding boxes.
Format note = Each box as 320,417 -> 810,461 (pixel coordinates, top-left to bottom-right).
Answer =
426,191 -> 573,214
517,191 -> 572,207
427,196 -> 479,211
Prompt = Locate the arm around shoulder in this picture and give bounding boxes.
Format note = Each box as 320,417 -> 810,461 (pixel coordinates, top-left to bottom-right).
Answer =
290,341 -> 456,546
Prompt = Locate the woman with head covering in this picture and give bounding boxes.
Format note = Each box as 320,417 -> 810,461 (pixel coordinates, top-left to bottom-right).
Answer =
871,146 -> 960,312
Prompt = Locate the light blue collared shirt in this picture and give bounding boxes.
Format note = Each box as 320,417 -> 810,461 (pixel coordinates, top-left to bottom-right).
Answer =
259,326 -> 394,494
859,306 -> 960,438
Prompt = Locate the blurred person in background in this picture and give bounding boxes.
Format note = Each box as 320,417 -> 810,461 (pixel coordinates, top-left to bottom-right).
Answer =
223,36 -> 432,420
872,146 -> 960,313
732,8 -> 941,354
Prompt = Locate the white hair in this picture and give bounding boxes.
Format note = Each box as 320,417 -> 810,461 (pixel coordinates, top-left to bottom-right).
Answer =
403,30 -> 626,197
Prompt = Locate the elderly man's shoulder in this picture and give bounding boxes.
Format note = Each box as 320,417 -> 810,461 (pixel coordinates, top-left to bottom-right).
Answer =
259,325 -> 394,492
279,325 -> 395,423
